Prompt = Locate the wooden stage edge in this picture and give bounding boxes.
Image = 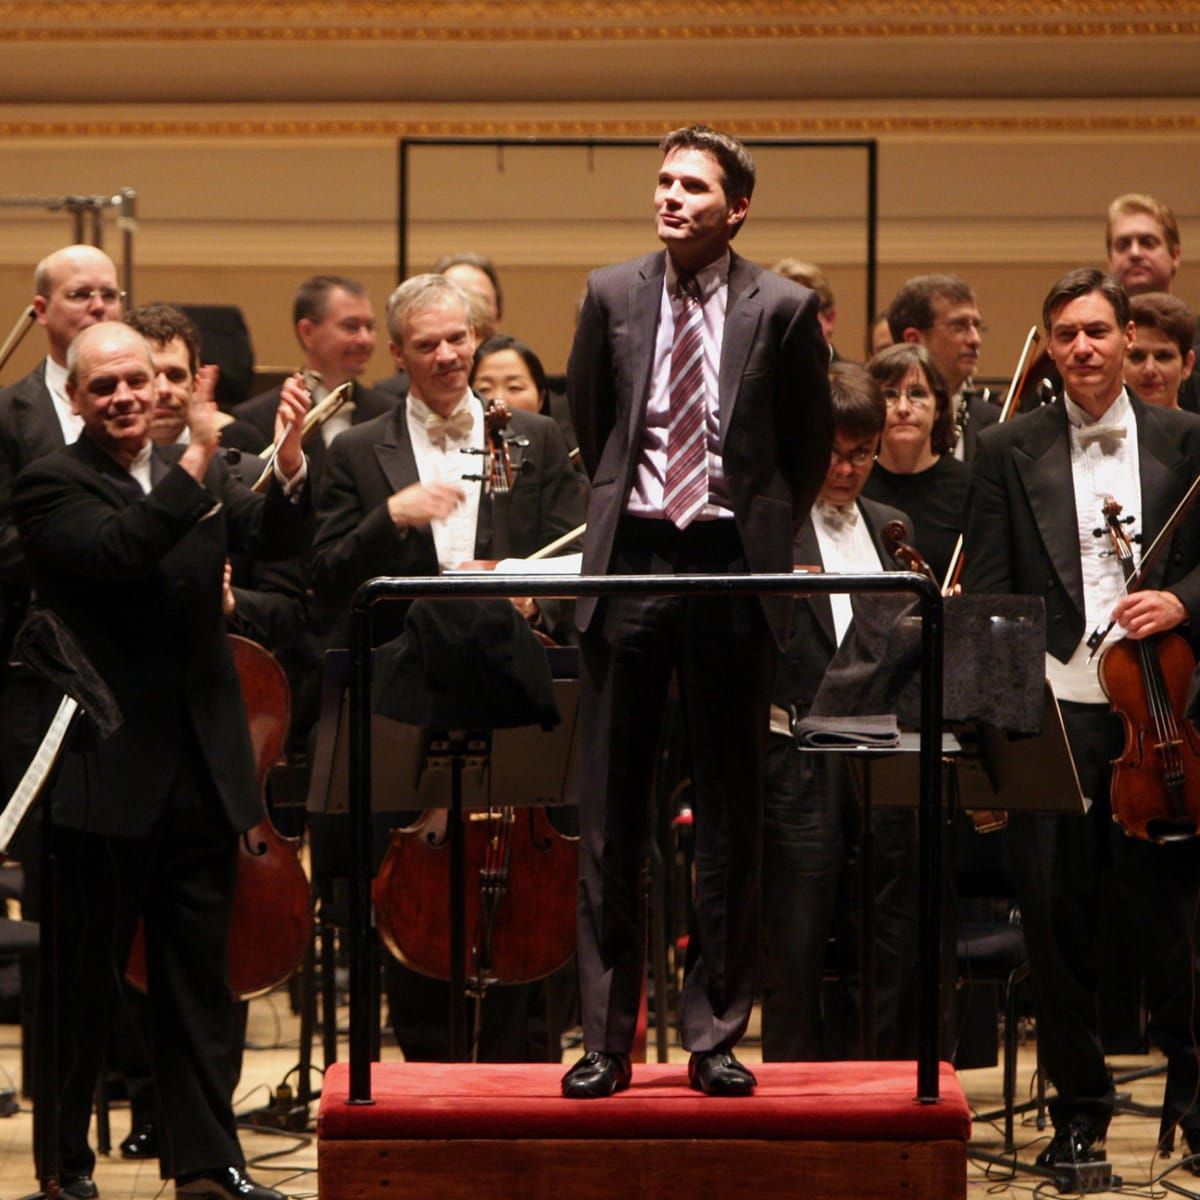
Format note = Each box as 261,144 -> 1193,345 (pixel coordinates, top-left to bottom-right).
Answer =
318,1136 -> 968,1200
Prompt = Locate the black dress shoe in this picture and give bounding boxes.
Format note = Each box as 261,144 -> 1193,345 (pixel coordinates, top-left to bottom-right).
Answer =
561,1051 -> 632,1099
175,1166 -> 284,1199
688,1051 -> 757,1097
59,1176 -> 100,1200
120,1121 -> 159,1160
1035,1121 -> 1103,1168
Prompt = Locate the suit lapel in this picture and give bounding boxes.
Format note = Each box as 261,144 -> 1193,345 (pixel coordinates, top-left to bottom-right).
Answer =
16,364 -> 67,461
795,518 -> 836,647
719,253 -> 763,441
373,407 -> 420,495
1013,405 -> 1084,619
626,255 -> 665,449
1136,400 -> 1190,591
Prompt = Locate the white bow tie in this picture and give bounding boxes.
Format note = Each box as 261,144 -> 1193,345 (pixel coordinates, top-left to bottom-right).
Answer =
1075,423 -> 1127,454
818,501 -> 859,531
422,407 -> 473,448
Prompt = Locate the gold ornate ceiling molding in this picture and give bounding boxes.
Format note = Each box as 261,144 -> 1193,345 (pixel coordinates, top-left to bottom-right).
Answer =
2,114 -> 1199,138
0,1 -> 1197,40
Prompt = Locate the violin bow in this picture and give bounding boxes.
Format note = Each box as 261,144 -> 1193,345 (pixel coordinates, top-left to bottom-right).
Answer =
942,324 -> 1041,595
1087,468 -> 1200,661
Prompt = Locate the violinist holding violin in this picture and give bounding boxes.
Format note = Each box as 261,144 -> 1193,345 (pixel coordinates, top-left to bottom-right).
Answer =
12,321 -> 312,1200
963,268 -> 1200,1172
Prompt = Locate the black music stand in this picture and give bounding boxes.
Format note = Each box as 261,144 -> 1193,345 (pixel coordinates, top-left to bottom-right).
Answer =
308,603 -> 579,1065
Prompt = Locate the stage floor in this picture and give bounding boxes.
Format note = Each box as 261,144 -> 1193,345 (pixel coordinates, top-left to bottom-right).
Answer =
0,997 -> 1188,1198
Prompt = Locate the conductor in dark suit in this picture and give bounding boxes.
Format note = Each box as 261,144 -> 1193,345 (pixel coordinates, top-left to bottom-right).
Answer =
963,268 -> 1200,1171
562,125 -> 832,1098
761,363 -> 917,1062
13,322 -> 311,1200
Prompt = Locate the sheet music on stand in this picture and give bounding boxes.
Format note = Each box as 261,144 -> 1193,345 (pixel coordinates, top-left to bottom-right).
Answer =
0,693 -> 77,854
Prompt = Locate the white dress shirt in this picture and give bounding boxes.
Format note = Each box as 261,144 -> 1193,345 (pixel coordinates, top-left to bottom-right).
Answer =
406,390 -> 484,570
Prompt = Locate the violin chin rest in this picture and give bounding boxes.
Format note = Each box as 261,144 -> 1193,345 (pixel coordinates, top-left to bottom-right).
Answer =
1144,818 -> 1199,845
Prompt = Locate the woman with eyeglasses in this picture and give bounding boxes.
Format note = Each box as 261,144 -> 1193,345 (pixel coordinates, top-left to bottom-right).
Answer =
860,343 -> 969,585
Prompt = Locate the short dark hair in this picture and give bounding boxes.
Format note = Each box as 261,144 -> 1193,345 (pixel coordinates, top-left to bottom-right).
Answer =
867,343 -> 956,456
1131,291 -> 1197,359
828,362 -> 885,442
292,274 -> 367,328
432,252 -> 503,320
886,275 -> 975,341
124,302 -> 201,373
660,125 -> 755,236
1041,268 -> 1130,332
471,335 -> 549,413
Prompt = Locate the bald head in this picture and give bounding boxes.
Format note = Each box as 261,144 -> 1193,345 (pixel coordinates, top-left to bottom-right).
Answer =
33,244 -> 122,365
67,323 -> 155,465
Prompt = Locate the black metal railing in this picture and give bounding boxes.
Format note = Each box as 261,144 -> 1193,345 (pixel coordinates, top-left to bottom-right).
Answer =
344,570 -> 944,1105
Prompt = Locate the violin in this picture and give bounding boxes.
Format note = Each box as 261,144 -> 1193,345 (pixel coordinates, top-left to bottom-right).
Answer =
127,635 -> 312,998
942,326 -> 1042,594
882,519 -> 939,586
1096,496 -> 1200,842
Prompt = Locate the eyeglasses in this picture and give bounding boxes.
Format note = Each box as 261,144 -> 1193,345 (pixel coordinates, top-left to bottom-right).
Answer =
936,317 -> 987,336
60,287 -> 125,306
881,385 -> 934,409
830,446 -> 876,468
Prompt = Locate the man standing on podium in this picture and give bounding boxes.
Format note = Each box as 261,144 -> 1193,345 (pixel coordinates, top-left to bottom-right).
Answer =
562,125 -> 832,1098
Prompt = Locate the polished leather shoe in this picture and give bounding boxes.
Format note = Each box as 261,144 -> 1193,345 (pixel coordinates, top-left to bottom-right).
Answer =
175,1166 -> 284,1199
561,1051 -> 632,1099
59,1176 -> 100,1200
120,1121 -> 159,1160
1035,1121 -> 1103,1168
688,1051 -> 757,1097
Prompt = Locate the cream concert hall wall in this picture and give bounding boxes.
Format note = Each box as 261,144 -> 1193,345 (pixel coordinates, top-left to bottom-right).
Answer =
0,2 -> 1198,383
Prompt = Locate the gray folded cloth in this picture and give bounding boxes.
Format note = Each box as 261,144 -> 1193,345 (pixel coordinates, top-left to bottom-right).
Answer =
791,712 -> 900,749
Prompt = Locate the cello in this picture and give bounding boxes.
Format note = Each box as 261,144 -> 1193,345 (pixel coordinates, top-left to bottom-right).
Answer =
1095,496 -> 1200,843
127,634 -> 312,998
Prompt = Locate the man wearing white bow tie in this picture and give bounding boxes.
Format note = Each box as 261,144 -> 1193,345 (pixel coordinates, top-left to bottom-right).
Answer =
964,267 -> 1200,1172
760,360 -> 919,1062
310,273 -> 583,646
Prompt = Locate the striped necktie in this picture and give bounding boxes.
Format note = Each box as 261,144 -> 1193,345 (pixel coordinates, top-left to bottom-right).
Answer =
663,274 -> 708,528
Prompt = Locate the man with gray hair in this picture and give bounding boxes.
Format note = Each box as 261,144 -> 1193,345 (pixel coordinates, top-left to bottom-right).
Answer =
309,272 -> 583,1061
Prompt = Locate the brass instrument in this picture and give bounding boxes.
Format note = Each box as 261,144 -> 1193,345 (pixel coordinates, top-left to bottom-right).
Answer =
250,378 -> 352,493
0,305 -> 37,377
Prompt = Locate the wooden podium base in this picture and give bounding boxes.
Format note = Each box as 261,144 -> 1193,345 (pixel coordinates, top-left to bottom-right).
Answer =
317,1061 -> 969,1200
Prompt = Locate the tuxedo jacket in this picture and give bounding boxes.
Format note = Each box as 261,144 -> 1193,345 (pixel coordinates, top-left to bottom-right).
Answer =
568,249 -> 832,646
310,397 -> 585,640
0,362 -> 67,661
773,496 -> 911,717
963,395 -> 1200,663
227,379 -> 399,484
13,436 -> 313,837
959,389 -> 1000,464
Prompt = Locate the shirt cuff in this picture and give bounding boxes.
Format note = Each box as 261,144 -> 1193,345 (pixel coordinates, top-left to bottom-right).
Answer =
274,453 -> 308,497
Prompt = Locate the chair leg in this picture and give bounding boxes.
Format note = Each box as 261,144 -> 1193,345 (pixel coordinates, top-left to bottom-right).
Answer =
1002,971 -> 1021,1153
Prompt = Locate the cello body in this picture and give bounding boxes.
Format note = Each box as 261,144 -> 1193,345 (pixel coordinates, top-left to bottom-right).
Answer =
372,805 -> 577,986
127,635 -> 312,999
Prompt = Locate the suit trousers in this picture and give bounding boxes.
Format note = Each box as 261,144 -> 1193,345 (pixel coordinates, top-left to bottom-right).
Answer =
575,515 -> 773,1056
36,743 -> 243,1183
1009,700 -> 1200,1137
